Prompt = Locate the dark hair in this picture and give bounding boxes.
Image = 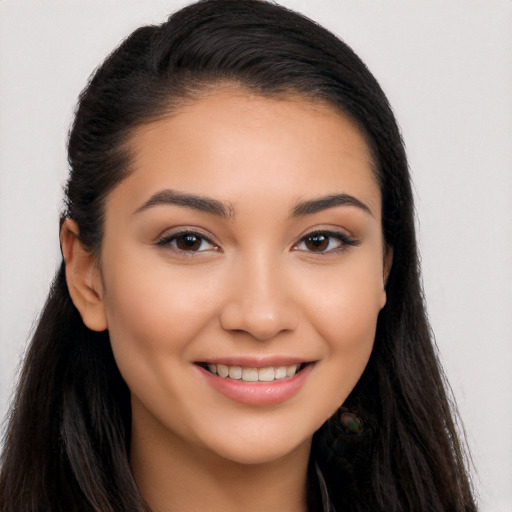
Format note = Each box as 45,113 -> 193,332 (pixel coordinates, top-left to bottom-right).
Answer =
0,1 -> 475,510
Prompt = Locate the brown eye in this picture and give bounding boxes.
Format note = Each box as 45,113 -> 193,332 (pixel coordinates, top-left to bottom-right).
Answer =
175,234 -> 203,251
295,230 -> 356,254
304,234 -> 329,252
156,231 -> 217,253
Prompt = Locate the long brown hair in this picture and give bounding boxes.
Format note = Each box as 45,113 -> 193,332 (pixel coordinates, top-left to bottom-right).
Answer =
0,1 -> 475,510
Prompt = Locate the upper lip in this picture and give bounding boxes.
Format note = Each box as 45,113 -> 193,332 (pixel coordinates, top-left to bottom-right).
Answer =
195,355 -> 314,368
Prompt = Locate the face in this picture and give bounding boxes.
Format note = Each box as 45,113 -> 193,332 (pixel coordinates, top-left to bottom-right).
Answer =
96,88 -> 388,465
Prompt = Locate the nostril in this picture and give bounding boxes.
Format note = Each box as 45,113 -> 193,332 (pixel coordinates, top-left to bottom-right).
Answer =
219,300 -> 299,340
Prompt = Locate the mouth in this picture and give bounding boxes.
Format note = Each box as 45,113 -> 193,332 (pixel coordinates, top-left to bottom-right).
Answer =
195,359 -> 315,405
197,362 -> 311,382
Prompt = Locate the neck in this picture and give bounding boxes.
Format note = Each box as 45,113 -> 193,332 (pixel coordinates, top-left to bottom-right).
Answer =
130,409 -> 311,512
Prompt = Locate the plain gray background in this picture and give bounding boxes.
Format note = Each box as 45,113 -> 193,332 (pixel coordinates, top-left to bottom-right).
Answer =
1,1 -> 511,510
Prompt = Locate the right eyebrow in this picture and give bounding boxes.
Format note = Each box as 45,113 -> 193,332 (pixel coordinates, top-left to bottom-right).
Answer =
133,189 -> 234,219
291,193 -> 373,217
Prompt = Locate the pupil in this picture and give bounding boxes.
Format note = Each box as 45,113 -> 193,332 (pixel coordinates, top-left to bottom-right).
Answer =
307,234 -> 328,251
177,234 -> 201,251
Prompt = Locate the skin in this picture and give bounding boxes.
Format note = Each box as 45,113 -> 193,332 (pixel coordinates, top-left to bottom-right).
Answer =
62,87 -> 389,512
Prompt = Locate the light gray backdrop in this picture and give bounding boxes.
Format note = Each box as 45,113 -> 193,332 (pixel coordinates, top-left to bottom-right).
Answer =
1,1 -> 510,510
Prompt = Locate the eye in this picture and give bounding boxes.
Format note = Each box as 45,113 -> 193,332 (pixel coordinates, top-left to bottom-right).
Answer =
294,230 -> 357,253
156,230 -> 218,253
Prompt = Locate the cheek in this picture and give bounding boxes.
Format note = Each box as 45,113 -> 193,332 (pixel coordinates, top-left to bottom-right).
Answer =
303,261 -> 384,400
311,261 -> 384,345
100,257 -> 223,379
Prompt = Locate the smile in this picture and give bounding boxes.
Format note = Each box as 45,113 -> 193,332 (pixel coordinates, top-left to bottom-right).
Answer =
196,361 -> 314,406
203,363 -> 306,382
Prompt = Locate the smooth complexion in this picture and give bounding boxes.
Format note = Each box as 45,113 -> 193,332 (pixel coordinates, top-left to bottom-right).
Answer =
62,88 -> 389,512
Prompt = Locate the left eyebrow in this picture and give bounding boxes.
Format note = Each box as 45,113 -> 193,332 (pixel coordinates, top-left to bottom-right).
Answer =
134,189 -> 234,219
292,193 -> 373,217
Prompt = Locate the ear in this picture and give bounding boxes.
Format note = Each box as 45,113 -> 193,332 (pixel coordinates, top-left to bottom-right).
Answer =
60,219 -> 108,332
379,246 -> 393,309
383,246 -> 393,285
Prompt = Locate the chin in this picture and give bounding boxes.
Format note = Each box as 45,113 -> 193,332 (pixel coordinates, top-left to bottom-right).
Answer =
210,438 -> 311,466
193,417 -> 316,466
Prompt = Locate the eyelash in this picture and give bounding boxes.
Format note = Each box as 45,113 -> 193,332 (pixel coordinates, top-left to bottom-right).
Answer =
155,230 -> 219,254
293,230 -> 358,254
156,228 -> 357,255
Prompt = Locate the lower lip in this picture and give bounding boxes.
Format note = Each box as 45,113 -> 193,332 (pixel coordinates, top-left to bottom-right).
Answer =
197,364 -> 314,406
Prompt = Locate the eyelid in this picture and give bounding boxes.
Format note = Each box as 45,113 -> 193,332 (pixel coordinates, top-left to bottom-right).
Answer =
292,227 -> 359,254
155,227 -> 220,253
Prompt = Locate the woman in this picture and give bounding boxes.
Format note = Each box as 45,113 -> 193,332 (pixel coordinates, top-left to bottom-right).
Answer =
0,1 -> 476,510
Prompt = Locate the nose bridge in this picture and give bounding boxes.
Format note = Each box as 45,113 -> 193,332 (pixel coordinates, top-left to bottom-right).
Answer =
220,248 -> 299,340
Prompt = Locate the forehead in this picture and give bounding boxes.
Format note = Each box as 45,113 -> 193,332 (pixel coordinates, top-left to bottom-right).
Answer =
115,87 -> 381,217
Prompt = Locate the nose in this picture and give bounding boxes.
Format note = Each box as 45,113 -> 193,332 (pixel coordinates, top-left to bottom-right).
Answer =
219,255 -> 299,341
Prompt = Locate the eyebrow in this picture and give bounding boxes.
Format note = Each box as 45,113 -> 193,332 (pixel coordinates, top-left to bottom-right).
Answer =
292,193 -> 373,217
135,189 -> 371,220
134,189 -> 234,219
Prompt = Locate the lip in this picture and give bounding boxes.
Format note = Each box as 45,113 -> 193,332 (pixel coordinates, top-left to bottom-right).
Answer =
196,355 -> 308,368
196,361 -> 314,406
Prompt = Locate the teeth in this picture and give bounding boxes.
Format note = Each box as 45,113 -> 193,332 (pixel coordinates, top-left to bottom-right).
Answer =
217,364 -> 229,378
228,365 -> 242,380
275,366 -> 287,379
205,363 -> 304,381
242,367 -> 259,382
258,367 -> 275,382
286,364 -> 299,377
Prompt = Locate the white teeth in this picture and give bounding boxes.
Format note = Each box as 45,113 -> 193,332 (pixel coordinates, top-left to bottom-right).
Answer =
275,366 -> 287,379
286,364 -> 299,377
217,364 -> 229,378
205,363 -> 304,381
258,367 -> 275,382
228,365 -> 242,380
242,368 -> 259,382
